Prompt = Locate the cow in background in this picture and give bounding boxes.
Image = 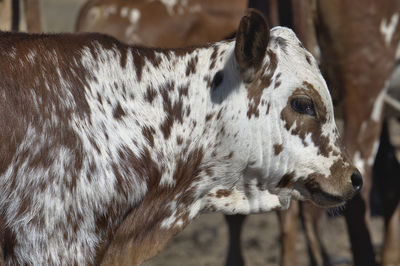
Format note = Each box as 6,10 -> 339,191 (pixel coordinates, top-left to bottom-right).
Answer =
316,1 -> 400,265
76,0 -> 247,48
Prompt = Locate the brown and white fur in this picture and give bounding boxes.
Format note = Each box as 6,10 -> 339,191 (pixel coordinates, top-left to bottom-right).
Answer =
0,10 -> 360,265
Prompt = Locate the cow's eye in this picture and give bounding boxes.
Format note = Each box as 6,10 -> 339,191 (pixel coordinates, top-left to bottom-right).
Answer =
290,97 -> 316,116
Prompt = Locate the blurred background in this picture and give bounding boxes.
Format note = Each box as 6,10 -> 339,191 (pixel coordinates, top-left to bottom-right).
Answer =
1,0 -> 400,265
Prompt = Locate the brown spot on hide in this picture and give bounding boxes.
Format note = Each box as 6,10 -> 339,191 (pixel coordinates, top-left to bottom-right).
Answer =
173,147 -> 204,183
216,108 -> 223,120
203,75 -> 212,88
185,106 -> 191,117
274,80 -> 281,89
113,102 -> 126,119
131,49 -> 145,82
159,81 -> 185,139
277,171 -> 295,188
209,46 -> 219,70
144,85 -> 157,104
246,50 -> 277,118
205,166 -> 214,177
273,144 -> 283,155
205,113 -> 214,122
176,135 -> 183,145
185,55 -> 198,76
131,47 -> 161,82
160,118 -> 173,140
216,189 -> 231,198
88,136 -> 101,154
150,54 -> 162,69
97,92 -> 103,105
142,125 -> 156,147
266,103 -> 271,115
178,84 -> 189,97
208,205 -> 217,212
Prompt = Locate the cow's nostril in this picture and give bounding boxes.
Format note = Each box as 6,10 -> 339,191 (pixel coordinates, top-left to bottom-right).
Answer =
351,172 -> 363,193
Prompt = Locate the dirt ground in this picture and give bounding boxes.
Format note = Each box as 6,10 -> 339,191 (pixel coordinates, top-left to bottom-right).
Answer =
35,1 -> 386,265
141,211 -> 384,266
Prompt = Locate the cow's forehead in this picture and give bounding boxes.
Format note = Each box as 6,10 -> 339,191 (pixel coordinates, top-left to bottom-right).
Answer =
268,27 -> 333,117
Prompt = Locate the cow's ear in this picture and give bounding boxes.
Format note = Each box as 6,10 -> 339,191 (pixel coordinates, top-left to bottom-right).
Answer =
235,9 -> 270,83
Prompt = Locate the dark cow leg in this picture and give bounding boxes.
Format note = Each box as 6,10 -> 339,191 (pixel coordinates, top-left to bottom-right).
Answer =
277,201 -> 299,266
374,121 -> 400,265
224,214 -> 246,266
344,160 -> 376,266
300,203 -> 331,266
343,194 -> 378,266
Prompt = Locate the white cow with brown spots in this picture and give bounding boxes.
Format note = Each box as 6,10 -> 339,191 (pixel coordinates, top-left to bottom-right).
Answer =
0,9 -> 361,265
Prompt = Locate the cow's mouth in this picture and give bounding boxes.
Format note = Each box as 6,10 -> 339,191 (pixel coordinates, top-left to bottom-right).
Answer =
293,181 -> 347,208
309,189 -> 347,207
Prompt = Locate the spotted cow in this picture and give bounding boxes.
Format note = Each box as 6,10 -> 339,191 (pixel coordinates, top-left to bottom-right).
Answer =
0,10 -> 361,265
77,0 -> 396,264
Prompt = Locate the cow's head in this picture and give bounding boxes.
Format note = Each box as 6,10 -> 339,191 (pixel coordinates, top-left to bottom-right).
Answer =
205,9 -> 361,212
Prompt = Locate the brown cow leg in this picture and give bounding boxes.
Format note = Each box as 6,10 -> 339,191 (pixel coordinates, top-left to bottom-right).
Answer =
23,0 -> 41,33
0,0 -> 12,31
277,200 -> 299,266
382,203 -> 400,266
300,203 -> 331,266
224,214 -> 246,266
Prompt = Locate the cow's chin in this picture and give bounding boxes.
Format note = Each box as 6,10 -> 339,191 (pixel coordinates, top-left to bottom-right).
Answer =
292,182 -> 348,208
